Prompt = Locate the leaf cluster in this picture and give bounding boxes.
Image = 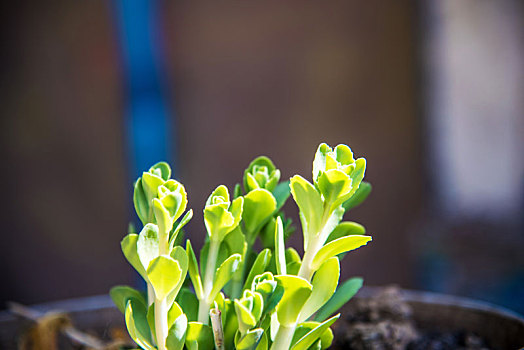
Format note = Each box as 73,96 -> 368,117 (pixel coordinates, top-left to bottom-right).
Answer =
111,143 -> 372,350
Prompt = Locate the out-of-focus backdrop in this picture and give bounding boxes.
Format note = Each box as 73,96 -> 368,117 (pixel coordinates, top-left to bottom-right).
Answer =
1,1 -> 523,313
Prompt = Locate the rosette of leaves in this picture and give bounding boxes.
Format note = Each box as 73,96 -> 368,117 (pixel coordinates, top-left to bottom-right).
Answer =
111,163 -> 193,350
267,143 -> 373,349
189,185 -> 245,325
228,156 -> 294,299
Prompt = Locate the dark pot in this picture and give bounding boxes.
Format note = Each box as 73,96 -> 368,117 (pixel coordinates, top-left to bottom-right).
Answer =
1,288 -> 523,349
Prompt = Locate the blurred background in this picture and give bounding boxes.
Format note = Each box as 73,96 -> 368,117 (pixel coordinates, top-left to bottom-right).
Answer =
0,1 -> 523,314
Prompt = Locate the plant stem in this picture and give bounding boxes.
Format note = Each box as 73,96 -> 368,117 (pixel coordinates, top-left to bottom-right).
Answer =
270,324 -> 295,350
210,308 -> 225,350
198,239 -> 220,324
154,297 -> 168,350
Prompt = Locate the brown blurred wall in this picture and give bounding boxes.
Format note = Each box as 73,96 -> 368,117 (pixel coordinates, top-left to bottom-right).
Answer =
0,1 -> 422,306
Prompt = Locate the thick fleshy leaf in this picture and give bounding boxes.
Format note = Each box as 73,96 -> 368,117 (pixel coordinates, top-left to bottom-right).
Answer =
314,277 -> 363,322
153,198 -> 173,238
317,206 -> 345,248
209,254 -> 242,301
137,224 -> 160,272
147,256 -> 182,300
185,322 -> 214,350
326,221 -> 366,243
110,285 -> 146,314
346,158 -> 366,200
150,161 -> 171,181
342,181 -> 372,212
317,169 -> 352,206
234,299 -> 257,334
125,299 -> 155,350
274,217 -> 286,275
244,249 -> 272,291
292,322 -> 333,350
235,328 -> 264,350
290,314 -> 339,350
166,313 -> 188,350
298,257 -> 339,322
162,191 -> 187,223
286,261 -> 301,275
273,180 -> 291,211
121,233 -> 147,280
166,246 -> 188,306
133,178 -> 149,224
312,235 -> 372,271
285,248 -> 301,264
256,332 -> 268,350
206,185 -> 230,207
243,189 -> 277,234
312,143 -> 333,183
289,175 -> 323,238
169,209 -> 193,250
186,240 -> 204,299
142,171 -> 164,202
243,156 -> 278,193
275,275 -> 312,326
176,288 -> 199,322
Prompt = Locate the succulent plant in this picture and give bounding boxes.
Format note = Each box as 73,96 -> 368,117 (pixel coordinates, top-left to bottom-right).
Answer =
111,143 -> 372,350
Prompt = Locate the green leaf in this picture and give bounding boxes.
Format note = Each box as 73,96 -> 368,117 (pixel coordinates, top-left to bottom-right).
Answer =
326,221 -> 366,243
110,285 -> 146,314
342,181 -> 371,211
289,175 -> 323,239
314,277 -> 363,322
273,180 -> 291,211
244,249 -> 272,291
150,161 -> 171,181
166,313 -> 188,350
274,217 -> 286,275
147,256 -> 182,300
153,198 -> 173,237
121,233 -> 147,280
317,205 -> 345,248
206,185 -> 230,206
209,254 -> 242,301
243,156 -> 279,193
186,240 -> 204,299
137,224 -> 160,273
146,304 -> 155,338
312,143 -> 333,183
256,332 -> 268,350
234,299 -> 257,334
166,246 -> 188,306
298,257 -> 339,322
235,328 -> 264,350
243,189 -> 277,234
292,322 -> 333,350
286,261 -> 301,275
275,276 -> 313,326
169,209 -> 193,250
176,288 -> 199,322
125,299 -> 155,350
312,235 -> 372,271
285,248 -> 301,264
161,180 -> 188,220
317,169 -> 352,207
346,158 -> 366,200
142,172 -> 165,203
133,178 -> 149,225
290,314 -> 340,350
185,322 -> 214,350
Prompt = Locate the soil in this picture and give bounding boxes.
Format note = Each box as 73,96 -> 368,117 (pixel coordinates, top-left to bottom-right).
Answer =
331,286 -> 492,350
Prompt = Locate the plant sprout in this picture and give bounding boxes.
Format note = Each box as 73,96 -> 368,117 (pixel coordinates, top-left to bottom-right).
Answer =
111,143 -> 372,350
